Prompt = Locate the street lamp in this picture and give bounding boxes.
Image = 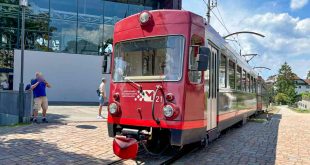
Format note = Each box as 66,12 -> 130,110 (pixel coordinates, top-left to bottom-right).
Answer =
19,0 -> 27,122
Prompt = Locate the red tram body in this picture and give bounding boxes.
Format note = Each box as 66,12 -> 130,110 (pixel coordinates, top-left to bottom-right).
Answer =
107,10 -> 267,158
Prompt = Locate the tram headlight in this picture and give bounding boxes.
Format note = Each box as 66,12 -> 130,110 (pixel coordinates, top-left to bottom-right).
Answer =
139,11 -> 151,25
109,103 -> 118,115
163,105 -> 174,118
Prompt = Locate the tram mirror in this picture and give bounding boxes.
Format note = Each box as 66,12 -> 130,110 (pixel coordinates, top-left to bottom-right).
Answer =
197,47 -> 210,71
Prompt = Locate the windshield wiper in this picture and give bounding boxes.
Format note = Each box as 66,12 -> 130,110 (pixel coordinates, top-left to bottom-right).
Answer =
123,76 -> 144,95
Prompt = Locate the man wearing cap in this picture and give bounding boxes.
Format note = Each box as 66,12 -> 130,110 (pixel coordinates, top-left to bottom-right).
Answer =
98,78 -> 107,119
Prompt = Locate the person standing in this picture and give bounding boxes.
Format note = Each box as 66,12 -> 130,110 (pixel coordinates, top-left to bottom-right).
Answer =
0,80 -> 9,90
98,78 -> 106,119
31,72 -> 51,123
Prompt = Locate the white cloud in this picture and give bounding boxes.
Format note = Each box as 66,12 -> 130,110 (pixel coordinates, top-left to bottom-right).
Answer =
183,1 -> 310,78
290,0 -> 308,10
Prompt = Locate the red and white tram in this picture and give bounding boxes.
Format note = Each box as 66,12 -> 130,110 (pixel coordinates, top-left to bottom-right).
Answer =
107,10 -> 267,159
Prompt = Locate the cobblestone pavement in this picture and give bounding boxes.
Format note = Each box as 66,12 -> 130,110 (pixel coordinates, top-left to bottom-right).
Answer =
0,106 -> 310,165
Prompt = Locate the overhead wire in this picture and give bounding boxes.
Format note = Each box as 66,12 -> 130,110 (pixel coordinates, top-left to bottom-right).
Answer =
201,0 -> 245,57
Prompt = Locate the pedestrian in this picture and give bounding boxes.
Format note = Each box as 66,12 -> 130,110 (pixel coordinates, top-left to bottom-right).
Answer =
0,80 -> 9,90
31,72 -> 51,123
98,78 -> 107,119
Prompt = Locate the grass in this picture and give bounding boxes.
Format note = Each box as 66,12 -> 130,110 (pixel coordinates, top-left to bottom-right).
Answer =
248,118 -> 267,123
291,108 -> 310,113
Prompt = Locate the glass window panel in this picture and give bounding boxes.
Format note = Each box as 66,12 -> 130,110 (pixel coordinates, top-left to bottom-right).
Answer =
77,23 -> 102,55
25,30 -> 49,51
50,0 -> 77,15
113,36 -> 184,82
236,66 -> 241,90
49,0 -> 77,53
247,73 -> 250,92
0,0 -> 18,4
242,70 -> 246,91
128,3 -> 144,16
219,54 -> 226,88
228,60 -> 235,89
49,19 -> 77,53
104,1 -> 128,24
77,0 -> 103,55
251,76 -> 254,93
78,0 -> 103,17
28,0 -> 49,18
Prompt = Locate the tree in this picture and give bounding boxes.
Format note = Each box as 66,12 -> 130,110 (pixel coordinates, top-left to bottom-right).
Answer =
274,62 -> 297,105
307,70 -> 310,79
275,93 -> 289,105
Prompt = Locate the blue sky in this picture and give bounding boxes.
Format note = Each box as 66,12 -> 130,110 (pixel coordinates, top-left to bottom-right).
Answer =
183,0 -> 310,79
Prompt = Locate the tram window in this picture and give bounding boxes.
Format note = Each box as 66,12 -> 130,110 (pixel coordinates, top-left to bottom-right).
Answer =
250,76 -> 254,93
247,73 -> 250,92
242,70 -> 247,91
219,54 -> 227,88
254,78 -> 257,93
188,46 -> 202,84
236,66 -> 242,90
228,60 -> 235,89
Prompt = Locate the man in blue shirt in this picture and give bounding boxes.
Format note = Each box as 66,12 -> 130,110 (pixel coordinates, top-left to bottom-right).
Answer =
31,72 -> 51,123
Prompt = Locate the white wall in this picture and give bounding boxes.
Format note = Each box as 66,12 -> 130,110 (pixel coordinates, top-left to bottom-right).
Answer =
14,50 -> 108,102
295,85 -> 310,94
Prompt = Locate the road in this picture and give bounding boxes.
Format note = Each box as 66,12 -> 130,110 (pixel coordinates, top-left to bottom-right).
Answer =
0,106 -> 310,165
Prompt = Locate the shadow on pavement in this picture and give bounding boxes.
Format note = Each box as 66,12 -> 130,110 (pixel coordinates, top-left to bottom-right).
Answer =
76,125 -> 98,129
0,138 -> 117,164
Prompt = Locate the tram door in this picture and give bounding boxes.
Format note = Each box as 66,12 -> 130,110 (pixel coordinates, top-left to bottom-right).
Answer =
206,44 -> 218,130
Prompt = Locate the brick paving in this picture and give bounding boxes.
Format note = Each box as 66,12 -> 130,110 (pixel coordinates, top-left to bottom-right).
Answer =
0,106 -> 310,165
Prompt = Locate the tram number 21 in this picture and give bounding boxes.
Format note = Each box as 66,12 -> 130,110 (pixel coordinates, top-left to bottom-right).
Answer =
155,96 -> 163,102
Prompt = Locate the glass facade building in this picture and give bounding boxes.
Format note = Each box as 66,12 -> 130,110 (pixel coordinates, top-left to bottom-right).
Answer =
0,0 -> 181,89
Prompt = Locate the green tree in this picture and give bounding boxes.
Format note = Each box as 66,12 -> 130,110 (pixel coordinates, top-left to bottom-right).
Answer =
307,70 -> 310,79
275,93 -> 289,105
274,62 -> 297,105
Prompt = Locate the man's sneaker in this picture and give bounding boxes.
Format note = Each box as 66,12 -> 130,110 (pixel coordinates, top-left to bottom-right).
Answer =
33,118 -> 39,124
42,118 -> 48,123
97,115 -> 104,119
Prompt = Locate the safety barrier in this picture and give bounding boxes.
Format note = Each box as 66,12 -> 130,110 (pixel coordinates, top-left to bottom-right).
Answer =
297,100 -> 310,110
0,90 -> 32,125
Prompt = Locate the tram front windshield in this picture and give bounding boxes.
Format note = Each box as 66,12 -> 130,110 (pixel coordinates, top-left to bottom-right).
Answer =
112,36 -> 184,82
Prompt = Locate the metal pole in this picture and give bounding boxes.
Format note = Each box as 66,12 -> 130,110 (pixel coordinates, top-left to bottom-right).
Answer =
19,5 -> 25,122
207,0 -> 211,23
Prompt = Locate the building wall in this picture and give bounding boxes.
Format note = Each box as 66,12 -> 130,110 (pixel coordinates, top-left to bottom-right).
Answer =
13,50 -> 108,103
295,85 -> 310,94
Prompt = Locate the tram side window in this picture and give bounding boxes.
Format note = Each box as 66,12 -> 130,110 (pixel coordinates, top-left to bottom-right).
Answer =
250,76 -> 254,93
188,46 -> 202,83
254,78 -> 257,93
219,54 -> 227,88
247,73 -> 250,92
228,60 -> 235,89
236,66 -> 242,90
242,70 -> 247,91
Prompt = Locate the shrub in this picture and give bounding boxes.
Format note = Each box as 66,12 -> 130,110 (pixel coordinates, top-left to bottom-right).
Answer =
275,93 -> 289,105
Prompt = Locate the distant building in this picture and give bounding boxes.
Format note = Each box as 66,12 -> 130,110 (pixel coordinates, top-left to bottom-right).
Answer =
0,0 -> 181,103
293,77 -> 310,94
266,74 -> 310,95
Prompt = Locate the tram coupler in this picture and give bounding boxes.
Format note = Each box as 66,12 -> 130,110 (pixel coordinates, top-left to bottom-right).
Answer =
113,129 -> 151,159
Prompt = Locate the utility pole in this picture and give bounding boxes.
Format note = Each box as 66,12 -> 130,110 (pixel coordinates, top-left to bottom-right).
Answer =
206,0 -> 217,24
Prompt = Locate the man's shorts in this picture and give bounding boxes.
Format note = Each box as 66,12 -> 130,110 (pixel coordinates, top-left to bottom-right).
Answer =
33,96 -> 48,112
99,96 -> 104,106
